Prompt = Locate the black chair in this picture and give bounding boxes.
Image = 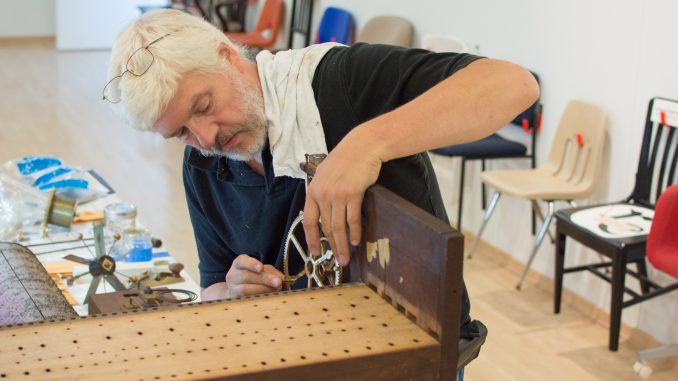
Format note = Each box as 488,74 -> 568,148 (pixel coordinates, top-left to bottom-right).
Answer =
554,97 -> 678,351
214,0 -> 247,32
431,72 -> 542,231
287,0 -> 315,48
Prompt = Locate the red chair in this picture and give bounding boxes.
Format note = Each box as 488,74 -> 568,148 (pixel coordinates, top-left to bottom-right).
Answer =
634,184 -> 678,377
225,0 -> 284,50
647,185 -> 678,279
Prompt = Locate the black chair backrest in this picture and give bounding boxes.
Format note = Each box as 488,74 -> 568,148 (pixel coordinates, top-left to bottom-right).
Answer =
630,97 -> 678,206
288,0 -> 314,48
214,0 -> 247,32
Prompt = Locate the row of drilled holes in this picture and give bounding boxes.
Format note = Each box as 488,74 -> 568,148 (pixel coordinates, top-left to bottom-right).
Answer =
7,321 -> 387,362
0,339 -> 425,379
4,292 -> 375,345
4,316 -> 422,378
0,285 -> 364,331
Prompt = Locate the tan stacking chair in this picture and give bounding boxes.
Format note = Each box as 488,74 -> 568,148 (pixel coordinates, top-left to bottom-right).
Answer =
356,16 -> 413,47
421,34 -> 468,53
467,100 -> 608,290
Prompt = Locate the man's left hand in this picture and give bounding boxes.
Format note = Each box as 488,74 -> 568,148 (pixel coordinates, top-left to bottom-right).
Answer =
303,128 -> 383,266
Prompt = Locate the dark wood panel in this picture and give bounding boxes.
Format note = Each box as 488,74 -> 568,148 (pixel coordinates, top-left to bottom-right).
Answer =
351,185 -> 464,379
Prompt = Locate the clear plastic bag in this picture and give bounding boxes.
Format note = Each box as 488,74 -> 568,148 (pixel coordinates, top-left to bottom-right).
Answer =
0,173 -> 50,240
2,156 -> 110,204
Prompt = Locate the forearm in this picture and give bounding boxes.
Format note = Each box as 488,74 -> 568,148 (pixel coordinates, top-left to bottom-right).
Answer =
200,282 -> 229,301
353,58 -> 540,163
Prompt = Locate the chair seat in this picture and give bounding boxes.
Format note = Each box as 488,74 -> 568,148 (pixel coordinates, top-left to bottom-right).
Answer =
568,203 -> 653,239
431,133 -> 527,159
480,167 -> 593,200
555,204 -> 653,257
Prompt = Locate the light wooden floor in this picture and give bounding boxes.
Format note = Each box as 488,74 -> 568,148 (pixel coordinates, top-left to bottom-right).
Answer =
1,38 -> 676,380
0,37 -> 199,282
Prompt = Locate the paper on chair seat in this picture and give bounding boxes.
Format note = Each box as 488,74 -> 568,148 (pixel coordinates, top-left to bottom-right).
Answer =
570,203 -> 654,239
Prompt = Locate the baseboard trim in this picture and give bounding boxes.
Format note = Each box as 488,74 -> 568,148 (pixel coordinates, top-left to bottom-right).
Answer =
0,36 -> 55,47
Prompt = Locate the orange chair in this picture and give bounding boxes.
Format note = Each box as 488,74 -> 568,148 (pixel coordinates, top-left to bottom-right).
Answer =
225,0 -> 284,50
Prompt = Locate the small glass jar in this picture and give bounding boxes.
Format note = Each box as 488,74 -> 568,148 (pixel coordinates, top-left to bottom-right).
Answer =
122,227 -> 152,262
104,202 -> 137,236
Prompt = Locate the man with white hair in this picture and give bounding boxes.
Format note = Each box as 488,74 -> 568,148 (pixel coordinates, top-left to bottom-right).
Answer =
105,9 -> 538,373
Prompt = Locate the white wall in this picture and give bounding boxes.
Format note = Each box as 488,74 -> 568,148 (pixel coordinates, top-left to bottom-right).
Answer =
55,0 -> 167,50
310,0 -> 678,345
0,0 -> 55,37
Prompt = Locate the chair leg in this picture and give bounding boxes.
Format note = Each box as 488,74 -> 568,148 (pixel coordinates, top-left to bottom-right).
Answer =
609,252 -> 627,351
458,158 -> 466,231
481,159 -> 487,210
531,200 -> 555,243
517,201 -> 555,290
636,259 -> 651,294
554,228 -> 566,314
467,191 -> 501,259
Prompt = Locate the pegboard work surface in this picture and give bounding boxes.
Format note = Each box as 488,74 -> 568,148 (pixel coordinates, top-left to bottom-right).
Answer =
0,284 -> 439,380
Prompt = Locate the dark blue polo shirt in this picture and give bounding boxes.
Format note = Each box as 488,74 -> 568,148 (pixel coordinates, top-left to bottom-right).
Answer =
183,145 -> 307,288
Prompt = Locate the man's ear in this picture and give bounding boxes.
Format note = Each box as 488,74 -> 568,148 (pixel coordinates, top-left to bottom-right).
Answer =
218,42 -> 244,72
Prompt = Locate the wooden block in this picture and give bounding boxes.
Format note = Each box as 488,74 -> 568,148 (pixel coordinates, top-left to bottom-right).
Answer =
88,288 -> 180,315
351,186 -> 464,379
43,260 -> 76,275
0,285 -> 439,380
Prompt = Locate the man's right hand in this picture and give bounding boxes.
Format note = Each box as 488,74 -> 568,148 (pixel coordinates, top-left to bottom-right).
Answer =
224,254 -> 283,299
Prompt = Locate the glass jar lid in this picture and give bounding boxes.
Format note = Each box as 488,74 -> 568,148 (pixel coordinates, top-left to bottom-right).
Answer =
104,202 -> 137,219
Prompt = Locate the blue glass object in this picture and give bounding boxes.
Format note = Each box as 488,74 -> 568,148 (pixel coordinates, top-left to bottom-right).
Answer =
126,237 -> 152,262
